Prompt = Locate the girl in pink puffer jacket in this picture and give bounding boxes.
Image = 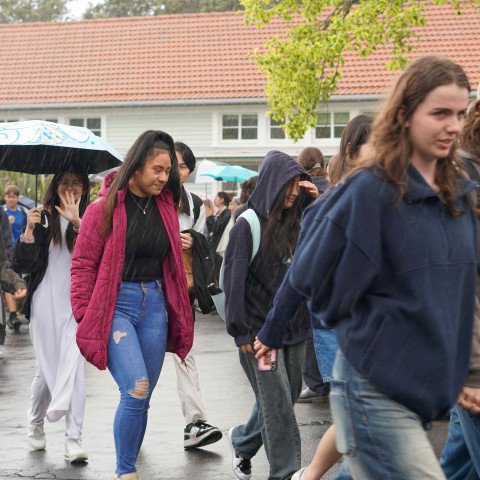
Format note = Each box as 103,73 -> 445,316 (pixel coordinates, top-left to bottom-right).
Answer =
71,130 -> 193,480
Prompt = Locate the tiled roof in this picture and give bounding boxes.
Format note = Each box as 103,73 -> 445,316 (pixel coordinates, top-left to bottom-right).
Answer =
0,4 -> 479,106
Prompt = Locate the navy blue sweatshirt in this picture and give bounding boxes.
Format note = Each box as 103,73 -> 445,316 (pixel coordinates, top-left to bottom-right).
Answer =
223,150 -> 311,347
256,186 -> 336,349
290,165 -> 478,421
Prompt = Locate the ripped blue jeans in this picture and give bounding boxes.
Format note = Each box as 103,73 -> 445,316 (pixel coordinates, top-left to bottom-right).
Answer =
107,280 -> 168,476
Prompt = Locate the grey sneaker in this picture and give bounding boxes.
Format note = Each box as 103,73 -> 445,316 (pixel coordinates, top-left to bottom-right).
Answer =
297,386 -> 329,403
64,437 -> 88,463
27,421 -> 46,450
228,427 -> 252,480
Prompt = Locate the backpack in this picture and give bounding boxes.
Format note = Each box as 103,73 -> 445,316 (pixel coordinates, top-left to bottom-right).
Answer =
211,208 -> 261,321
192,193 -> 203,228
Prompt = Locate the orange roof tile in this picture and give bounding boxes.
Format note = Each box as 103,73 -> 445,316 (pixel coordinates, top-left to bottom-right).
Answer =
0,4 -> 479,106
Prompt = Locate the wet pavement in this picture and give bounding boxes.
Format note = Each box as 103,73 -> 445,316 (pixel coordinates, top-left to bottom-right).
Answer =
0,313 -> 449,479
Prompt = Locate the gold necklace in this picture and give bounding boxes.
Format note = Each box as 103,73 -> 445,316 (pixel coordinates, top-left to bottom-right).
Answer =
129,191 -> 151,215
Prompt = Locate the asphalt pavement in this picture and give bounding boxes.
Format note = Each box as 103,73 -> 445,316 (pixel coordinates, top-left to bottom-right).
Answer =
0,313 -> 450,479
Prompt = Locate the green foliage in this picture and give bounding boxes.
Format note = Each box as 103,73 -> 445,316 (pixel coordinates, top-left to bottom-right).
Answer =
89,181 -> 101,201
0,0 -> 66,22
83,0 -> 242,19
0,172 -> 52,203
241,0 -> 480,141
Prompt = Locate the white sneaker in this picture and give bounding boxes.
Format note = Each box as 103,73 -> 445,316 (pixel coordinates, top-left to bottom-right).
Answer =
113,473 -> 139,479
64,437 -> 88,463
27,421 -> 46,450
228,427 -> 252,480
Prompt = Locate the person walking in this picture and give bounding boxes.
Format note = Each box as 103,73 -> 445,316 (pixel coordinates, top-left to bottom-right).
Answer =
295,146 -> 331,404
71,130 -> 193,480
14,172 -> 90,462
440,94 -> 480,479
3,185 -> 27,331
174,141 -> 222,449
254,114 -> 374,480
224,150 -> 316,480
288,55 -> 478,479
207,191 -> 232,281
0,224 -> 26,359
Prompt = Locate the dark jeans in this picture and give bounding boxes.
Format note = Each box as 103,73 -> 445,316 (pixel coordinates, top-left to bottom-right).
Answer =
303,335 -> 329,394
231,341 -> 306,480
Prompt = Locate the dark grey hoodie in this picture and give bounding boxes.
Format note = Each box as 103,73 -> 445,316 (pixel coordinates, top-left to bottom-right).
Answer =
223,150 -> 311,347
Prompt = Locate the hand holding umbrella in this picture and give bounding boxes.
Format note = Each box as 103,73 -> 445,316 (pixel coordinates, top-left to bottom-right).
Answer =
25,207 -> 42,239
55,191 -> 82,230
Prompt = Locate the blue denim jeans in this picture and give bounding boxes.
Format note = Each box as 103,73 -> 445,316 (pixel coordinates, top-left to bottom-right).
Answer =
107,280 -> 168,476
231,341 -> 306,480
440,405 -> 480,479
312,328 -> 338,383
330,352 -> 446,480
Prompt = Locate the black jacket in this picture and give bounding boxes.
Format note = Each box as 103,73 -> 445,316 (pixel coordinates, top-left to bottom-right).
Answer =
13,210 -> 77,319
185,228 -> 215,314
0,208 -> 14,262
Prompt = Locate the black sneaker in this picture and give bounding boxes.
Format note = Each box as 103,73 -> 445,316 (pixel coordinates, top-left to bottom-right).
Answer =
184,420 -> 222,449
7,312 -> 16,330
228,427 -> 252,480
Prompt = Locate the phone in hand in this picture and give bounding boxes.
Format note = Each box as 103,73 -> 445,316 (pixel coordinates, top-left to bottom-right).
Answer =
258,348 -> 277,371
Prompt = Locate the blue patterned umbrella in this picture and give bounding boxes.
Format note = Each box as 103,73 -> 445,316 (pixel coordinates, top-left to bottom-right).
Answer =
0,120 -> 123,175
0,120 -> 123,203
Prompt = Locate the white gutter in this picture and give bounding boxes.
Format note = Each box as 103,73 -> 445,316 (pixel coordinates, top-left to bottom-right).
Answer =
1,91 -> 475,110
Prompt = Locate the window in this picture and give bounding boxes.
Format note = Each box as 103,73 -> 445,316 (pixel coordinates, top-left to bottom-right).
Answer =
270,118 -> 286,140
315,112 -> 349,139
69,118 -> 102,136
222,114 -> 257,140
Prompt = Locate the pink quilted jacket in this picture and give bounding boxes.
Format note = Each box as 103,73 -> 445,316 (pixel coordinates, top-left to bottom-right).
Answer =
71,172 -> 193,370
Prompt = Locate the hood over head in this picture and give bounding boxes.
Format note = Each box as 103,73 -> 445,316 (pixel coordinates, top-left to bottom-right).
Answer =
248,150 -> 309,219
99,171 -> 118,197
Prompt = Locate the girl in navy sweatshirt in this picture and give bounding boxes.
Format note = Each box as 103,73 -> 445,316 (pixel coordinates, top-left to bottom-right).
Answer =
289,56 -> 478,479
224,150 -> 316,480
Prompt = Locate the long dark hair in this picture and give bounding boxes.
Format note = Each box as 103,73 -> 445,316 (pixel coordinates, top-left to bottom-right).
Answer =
43,172 -> 90,253
263,179 -> 306,264
102,130 -> 181,235
217,191 -> 231,207
330,115 -> 373,185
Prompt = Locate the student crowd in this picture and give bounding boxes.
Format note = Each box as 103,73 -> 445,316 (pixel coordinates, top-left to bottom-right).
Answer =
1,55 -> 480,480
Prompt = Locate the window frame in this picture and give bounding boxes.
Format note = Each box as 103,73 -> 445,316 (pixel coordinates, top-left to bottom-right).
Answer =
68,117 -> 103,137
220,113 -> 259,142
315,111 -> 350,140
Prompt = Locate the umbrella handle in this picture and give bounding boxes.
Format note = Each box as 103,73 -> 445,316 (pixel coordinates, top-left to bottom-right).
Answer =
35,174 -> 38,207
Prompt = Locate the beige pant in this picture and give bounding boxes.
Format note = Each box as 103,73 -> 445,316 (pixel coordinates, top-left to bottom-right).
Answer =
173,351 -> 207,425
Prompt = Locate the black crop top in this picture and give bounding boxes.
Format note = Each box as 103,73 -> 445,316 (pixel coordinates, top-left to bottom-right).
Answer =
123,190 -> 171,282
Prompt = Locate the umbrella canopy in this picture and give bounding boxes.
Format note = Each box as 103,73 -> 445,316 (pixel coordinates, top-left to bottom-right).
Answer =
194,159 -> 222,184
0,120 -> 123,175
200,165 -> 257,183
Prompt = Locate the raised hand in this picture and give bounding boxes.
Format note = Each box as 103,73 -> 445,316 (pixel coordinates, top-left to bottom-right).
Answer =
55,191 -> 81,229
299,180 -> 319,199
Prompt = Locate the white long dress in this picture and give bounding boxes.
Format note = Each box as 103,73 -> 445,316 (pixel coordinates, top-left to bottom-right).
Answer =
28,216 -> 86,439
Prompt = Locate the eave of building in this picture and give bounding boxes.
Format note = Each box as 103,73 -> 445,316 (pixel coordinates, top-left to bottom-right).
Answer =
0,93 -> 390,111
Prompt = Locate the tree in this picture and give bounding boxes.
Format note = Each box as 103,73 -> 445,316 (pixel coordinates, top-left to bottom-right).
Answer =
240,0 -> 480,141
0,0 -> 66,22
83,0 -> 242,19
